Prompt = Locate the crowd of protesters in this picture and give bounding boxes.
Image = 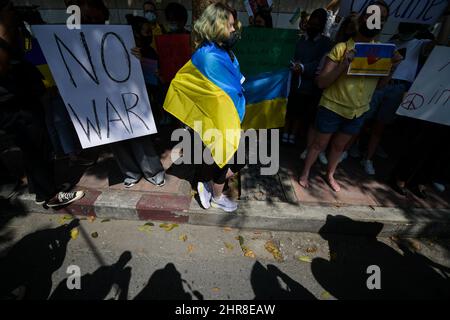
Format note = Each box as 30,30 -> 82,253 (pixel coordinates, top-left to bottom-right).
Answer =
1,0 -> 449,214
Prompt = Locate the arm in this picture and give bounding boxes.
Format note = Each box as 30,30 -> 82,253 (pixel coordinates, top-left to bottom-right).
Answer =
316,50 -> 354,89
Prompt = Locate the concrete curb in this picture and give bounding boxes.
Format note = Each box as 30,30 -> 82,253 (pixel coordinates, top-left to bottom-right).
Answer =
4,189 -> 450,237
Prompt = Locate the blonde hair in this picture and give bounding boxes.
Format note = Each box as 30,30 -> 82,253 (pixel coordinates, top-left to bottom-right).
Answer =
193,2 -> 241,48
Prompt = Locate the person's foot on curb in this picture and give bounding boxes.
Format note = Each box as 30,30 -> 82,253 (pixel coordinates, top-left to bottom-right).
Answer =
326,175 -> 341,192
211,195 -> 238,213
197,181 -> 212,209
299,176 -> 310,188
46,191 -> 85,208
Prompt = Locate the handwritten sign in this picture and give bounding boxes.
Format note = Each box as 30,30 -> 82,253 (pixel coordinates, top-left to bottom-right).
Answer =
397,46 -> 450,126
155,34 -> 191,84
348,43 -> 395,76
32,25 -> 157,149
234,27 -> 298,77
340,0 -> 449,25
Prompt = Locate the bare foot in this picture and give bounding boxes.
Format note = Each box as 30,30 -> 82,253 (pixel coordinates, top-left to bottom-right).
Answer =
299,176 -> 310,188
327,175 -> 341,192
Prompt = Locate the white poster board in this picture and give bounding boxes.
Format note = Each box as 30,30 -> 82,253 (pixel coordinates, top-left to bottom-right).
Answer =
340,0 -> 449,25
396,46 -> 450,126
32,25 -> 157,148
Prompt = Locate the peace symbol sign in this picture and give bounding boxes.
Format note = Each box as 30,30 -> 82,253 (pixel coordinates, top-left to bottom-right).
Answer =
400,93 -> 424,111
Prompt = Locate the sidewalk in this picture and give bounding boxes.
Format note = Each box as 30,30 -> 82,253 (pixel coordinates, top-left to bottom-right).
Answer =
3,134 -> 450,238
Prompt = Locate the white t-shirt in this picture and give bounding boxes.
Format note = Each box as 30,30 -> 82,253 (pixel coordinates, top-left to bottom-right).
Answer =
392,38 -> 432,83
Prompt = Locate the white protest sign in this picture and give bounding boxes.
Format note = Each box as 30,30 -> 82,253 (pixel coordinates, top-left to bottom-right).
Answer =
31,25 -> 157,148
340,0 -> 449,24
396,46 -> 450,126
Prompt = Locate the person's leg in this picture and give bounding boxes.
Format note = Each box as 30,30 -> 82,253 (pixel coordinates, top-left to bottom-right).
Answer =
365,121 -> 385,160
326,132 -> 354,192
299,132 -> 332,188
299,106 -> 338,188
110,141 -> 142,185
129,136 -> 165,185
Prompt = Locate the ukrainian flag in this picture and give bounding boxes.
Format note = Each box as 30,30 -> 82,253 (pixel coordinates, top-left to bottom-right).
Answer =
348,43 -> 395,76
242,69 -> 291,130
24,38 -> 56,88
163,42 -> 246,168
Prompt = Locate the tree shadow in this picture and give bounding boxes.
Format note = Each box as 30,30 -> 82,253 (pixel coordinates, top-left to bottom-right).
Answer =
134,263 -> 203,300
0,219 -> 79,300
49,251 -> 132,300
251,261 -> 316,300
311,215 -> 450,299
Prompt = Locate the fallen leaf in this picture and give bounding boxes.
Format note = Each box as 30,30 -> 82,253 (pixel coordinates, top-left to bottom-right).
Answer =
138,224 -> 153,237
160,223 -> 179,232
306,247 -> 317,253
87,216 -> 96,223
91,232 -> 98,238
244,249 -> 256,258
59,215 -> 72,225
179,234 -> 188,242
321,291 -> 331,299
369,205 -> 376,211
265,241 -> 284,262
187,244 -> 194,253
224,242 -> 234,250
236,235 -> 244,246
409,239 -> 422,251
298,256 -> 312,263
70,228 -> 79,240
101,219 -> 110,223
223,227 -> 232,232
144,222 -> 155,227
212,287 -> 220,293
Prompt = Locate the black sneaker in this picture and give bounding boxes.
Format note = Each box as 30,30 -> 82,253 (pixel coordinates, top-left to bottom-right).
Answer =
46,191 -> 85,208
35,197 -> 46,205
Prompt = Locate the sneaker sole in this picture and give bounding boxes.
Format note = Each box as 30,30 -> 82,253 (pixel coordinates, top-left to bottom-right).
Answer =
197,183 -> 211,209
211,202 -> 237,213
46,192 -> 85,208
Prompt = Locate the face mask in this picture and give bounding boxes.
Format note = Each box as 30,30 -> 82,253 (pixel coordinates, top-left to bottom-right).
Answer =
144,11 -> 156,22
222,31 -> 240,50
359,21 -> 382,38
167,22 -> 178,32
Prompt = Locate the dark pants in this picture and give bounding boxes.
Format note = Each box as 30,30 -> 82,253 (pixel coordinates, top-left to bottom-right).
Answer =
1,110 -> 57,201
110,136 -> 164,182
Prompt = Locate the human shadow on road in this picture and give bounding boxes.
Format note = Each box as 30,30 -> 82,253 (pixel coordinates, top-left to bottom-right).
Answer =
311,215 -> 450,299
0,219 -> 79,300
134,263 -> 203,300
49,251 -> 132,300
251,261 -> 316,300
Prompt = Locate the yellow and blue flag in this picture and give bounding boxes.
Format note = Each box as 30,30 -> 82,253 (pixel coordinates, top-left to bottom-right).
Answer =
348,43 -> 396,76
24,38 -> 56,88
163,42 -> 246,168
242,69 -> 291,130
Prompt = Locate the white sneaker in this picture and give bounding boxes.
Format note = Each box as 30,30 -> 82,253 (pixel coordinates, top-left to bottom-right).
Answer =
339,151 -> 348,163
211,195 -> 238,213
319,152 -> 328,165
432,182 -> 446,193
197,182 -> 212,209
361,159 -> 376,175
300,149 -> 308,160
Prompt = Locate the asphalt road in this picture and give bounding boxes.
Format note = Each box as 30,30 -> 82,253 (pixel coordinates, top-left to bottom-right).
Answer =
0,211 -> 449,300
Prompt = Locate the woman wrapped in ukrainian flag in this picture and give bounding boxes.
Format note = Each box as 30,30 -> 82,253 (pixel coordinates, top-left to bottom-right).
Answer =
163,3 -> 246,213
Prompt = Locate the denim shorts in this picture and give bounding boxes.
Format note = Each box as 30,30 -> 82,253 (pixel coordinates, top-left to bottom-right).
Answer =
315,106 -> 365,135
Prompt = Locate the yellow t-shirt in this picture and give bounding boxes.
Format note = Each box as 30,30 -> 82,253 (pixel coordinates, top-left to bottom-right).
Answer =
319,38 -> 380,119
